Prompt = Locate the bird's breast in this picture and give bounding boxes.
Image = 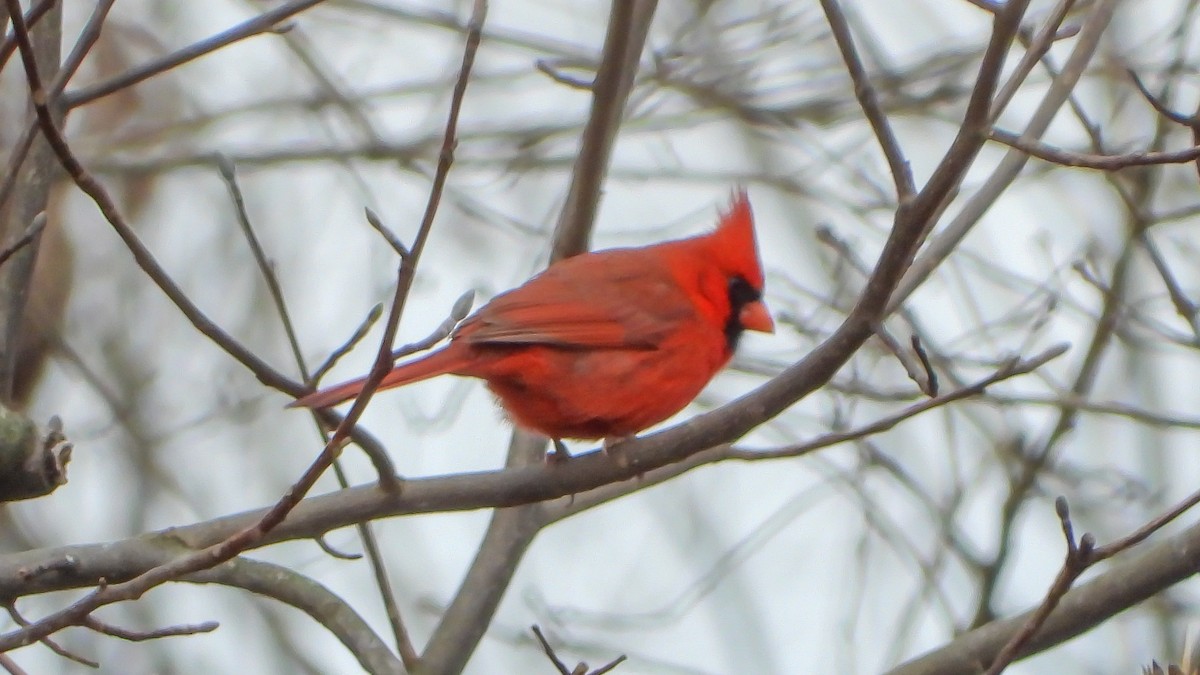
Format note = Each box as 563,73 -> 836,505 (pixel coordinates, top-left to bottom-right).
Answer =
471,324 -> 730,439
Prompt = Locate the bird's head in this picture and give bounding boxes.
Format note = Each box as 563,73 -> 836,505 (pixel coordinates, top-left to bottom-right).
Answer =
708,190 -> 774,337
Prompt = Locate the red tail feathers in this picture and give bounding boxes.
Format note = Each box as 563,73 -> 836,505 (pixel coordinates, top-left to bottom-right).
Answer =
288,347 -> 468,409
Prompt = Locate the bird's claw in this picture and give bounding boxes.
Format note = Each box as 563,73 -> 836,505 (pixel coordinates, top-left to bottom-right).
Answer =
545,439 -> 572,465
602,436 -> 632,469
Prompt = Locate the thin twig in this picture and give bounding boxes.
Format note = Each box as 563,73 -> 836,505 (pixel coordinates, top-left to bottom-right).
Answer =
56,0 -> 117,93
312,303 -> 383,383
814,225 -> 939,396
1128,69 -> 1197,126
345,0 -> 485,415
871,321 -> 935,396
0,0 -> 112,215
990,128 -> 1200,170
217,156 -> 398,482
363,208 -> 410,259
216,157 -> 309,380
62,0 -> 328,110
531,625 -> 573,675
0,215 -> 45,270
4,603 -> 98,669
535,59 -> 594,90
390,289 -> 473,360
0,0 -> 51,73
81,616 -> 218,642
910,335 -> 938,396
819,0 -> 915,200
530,625 -> 628,675
1139,232 -> 1200,341
728,344 -> 1066,461
313,534 -> 362,560
989,0 -> 1077,121
303,6 -> 490,665
984,486 -> 1200,674
591,655 -> 629,675
982,498 -> 1091,675
350,503 -> 419,668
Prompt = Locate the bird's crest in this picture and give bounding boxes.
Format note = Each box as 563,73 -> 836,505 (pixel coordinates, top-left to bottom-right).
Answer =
707,189 -> 765,290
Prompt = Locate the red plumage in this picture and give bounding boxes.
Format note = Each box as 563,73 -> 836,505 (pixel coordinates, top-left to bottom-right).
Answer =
290,191 -> 772,440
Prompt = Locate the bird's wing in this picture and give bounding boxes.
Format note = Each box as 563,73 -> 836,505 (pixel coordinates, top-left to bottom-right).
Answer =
460,250 -> 694,349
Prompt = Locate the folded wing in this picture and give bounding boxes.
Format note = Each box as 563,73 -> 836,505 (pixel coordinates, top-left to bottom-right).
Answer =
461,249 -> 694,350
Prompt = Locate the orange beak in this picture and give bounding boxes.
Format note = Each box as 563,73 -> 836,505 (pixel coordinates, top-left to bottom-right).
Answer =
739,300 -> 774,334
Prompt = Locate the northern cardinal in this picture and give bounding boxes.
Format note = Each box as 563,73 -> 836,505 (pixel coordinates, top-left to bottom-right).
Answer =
291,191 -> 772,443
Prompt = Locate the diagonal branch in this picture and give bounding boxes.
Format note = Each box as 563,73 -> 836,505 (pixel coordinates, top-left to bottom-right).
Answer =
891,486 -> 1200,675
217,159 -> 413,665
61,0 -> 329,110
990,128 -> 1200,169
819,0 -> 915,201
188,558 -> 404,675
890,0 -> 1118,311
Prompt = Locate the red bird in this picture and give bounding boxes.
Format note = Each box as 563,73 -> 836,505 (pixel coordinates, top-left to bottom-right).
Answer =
291,191 -> 772,443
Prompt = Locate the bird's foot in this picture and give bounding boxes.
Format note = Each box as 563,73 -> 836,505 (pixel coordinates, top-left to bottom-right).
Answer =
602,436 -> 633,469
545,438 -> 573,465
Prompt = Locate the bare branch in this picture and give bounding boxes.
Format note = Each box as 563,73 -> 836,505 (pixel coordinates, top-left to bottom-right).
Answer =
188,558 -> 403,675
61,0 -> 329,110
990,128 -> 1200,170
727,344 -> 1066,462
313,535 -> 362,560
81,616 -> 218,642
1140,233 -> 1200,341
819,0 -> 915,200
983,498 -> 1093,674
4,602 -> 98,669
891,486 -> 1200,674
531,625 -> 627,675
1128,69 -> 1198,126
0,654 -> 28,675
312,303 -> 383,383
891,0 -> 1118,312
532,625 -> 574,675
0,215 -> 44,270
363,208 -> 411,259
0,0 -> 51,73
389,290 -> 473,361
989,0 -> 1077,120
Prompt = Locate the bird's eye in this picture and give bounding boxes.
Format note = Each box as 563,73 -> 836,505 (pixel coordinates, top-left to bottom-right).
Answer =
727,276 -> 760,308
722,276 -> 762,350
